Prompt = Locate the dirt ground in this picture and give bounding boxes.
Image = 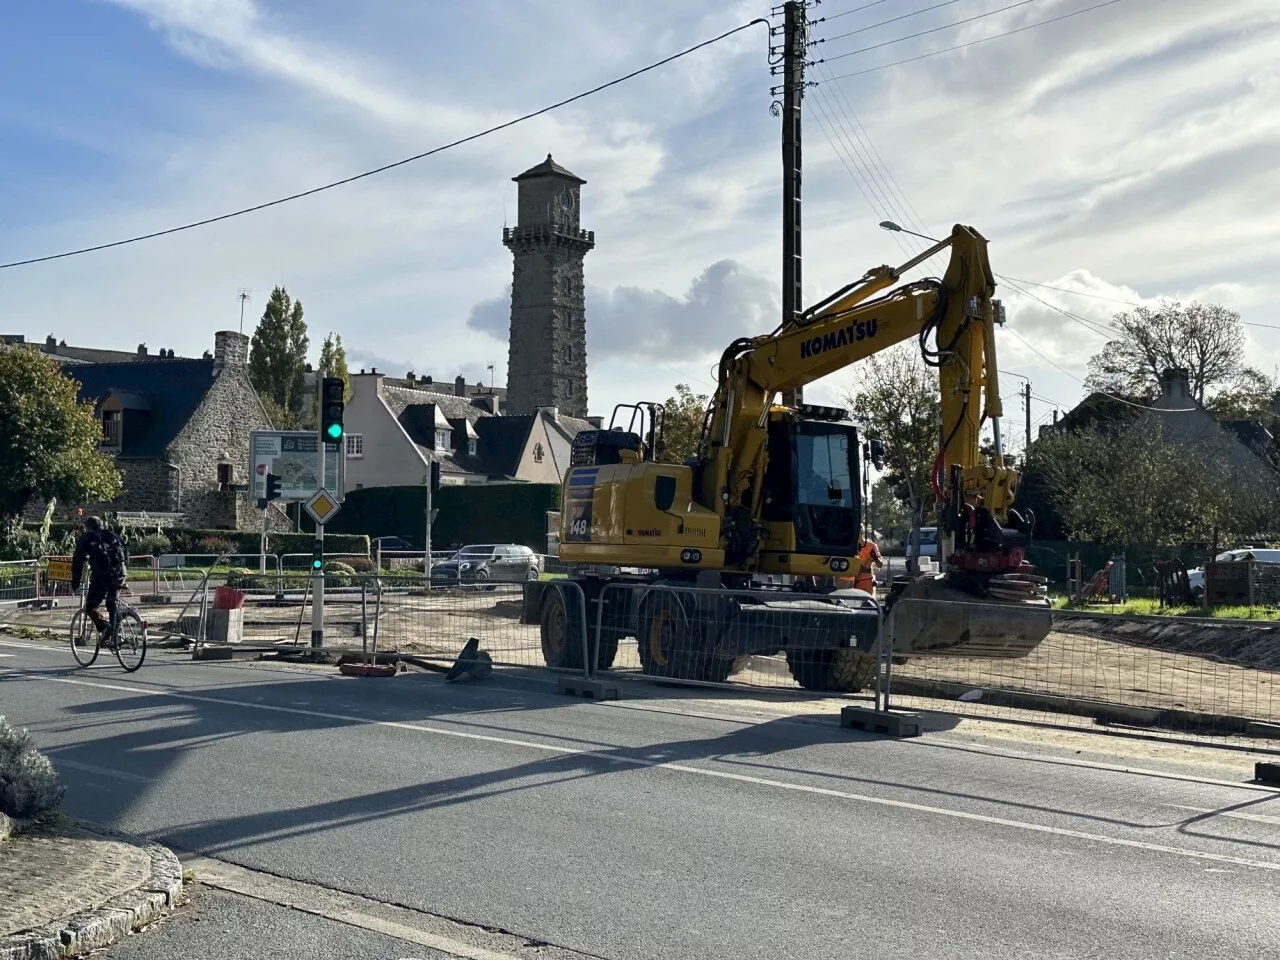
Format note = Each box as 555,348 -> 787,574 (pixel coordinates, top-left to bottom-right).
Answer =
5,586 -> 1278,729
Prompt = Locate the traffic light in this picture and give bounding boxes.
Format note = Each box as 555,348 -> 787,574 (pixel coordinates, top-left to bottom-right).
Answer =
264,473 -> 282,502
868,439 -> 886,471
429,460 -> 441,494
320,377 -> 345,442
310,538 -> 324,574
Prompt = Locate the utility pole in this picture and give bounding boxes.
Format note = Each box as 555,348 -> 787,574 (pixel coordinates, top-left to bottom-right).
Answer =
775,1 -> 807,407
237,288 -> 252,335
1024,382 -> 1032,449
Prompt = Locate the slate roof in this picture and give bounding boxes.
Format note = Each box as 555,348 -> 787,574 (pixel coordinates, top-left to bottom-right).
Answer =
513,154 -> 585,184
379,383 -> 493,477
474,416 -> 536,479
67,359 -> 216,458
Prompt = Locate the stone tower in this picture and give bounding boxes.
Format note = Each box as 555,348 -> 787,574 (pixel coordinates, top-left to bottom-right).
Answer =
503,155 -> 594,418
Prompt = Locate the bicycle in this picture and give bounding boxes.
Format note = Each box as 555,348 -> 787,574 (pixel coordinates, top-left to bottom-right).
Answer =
69,586 -> 148,672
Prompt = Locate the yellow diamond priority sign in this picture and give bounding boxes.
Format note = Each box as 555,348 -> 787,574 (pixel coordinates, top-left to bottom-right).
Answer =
304,488 -> 342,526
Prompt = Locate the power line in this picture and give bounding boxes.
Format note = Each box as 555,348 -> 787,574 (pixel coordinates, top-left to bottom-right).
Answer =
821,0 -> 895,23
0,18 -> 768,272
1000,276 -> 1142,306
998,274 -> 1117,339
819,0 -> 965,44
818,0 -> 1050,64
820,0 -> 1128,80
1003,326 -> 1196,412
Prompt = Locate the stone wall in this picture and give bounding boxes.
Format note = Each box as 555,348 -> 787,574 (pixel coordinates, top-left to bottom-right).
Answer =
168,365 -> 278,531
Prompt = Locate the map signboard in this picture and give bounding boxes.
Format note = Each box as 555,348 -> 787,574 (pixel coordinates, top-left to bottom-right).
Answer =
250,431 -> 342,502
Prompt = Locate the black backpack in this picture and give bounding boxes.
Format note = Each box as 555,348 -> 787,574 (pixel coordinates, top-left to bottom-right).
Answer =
89,531 -> 128,583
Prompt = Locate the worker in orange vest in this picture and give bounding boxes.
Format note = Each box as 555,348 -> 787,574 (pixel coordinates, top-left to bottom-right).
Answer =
851,538 -> 884,594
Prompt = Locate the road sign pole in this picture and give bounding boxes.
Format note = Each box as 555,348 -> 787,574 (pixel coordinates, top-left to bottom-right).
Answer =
259,507 -> 267,575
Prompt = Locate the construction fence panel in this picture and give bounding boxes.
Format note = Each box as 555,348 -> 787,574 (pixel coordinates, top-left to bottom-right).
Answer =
0,560 -> 39,606
878,603 -> 1280,740
589,581 -> 883,695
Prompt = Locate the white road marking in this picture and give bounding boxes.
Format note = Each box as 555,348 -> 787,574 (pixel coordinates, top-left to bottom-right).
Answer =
31,674 -> 1280,874
0,639 -> 58,651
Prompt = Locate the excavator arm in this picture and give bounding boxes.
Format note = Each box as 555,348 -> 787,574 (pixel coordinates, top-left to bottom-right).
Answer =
700,224 -> 1027,575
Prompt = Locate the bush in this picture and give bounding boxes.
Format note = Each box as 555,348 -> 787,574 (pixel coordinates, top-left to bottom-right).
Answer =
0,716 -> 64,820
125,532 -> 171,557
342,556 -> 375,573
194,537 -> 239,557
325,561 -> 355,589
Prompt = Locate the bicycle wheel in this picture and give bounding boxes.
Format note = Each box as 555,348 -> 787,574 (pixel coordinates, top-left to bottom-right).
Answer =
69,611 -> 101,667
113,608 -> 147,672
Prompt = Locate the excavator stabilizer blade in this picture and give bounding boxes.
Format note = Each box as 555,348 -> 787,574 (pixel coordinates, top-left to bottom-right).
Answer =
885,576 -> 1052,659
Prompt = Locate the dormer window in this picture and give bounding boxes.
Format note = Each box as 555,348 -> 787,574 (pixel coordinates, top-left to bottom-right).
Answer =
467,438 -> 477,456
436,429 -> 451,452
102,411 -> 122,447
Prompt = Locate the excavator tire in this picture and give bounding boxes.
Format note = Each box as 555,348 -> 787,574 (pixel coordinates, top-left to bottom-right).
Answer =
785,648 -> 878,693
540,587 -> 584,670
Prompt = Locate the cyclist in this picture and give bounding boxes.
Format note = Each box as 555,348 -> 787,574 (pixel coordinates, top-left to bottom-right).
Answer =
70,516 -> 128,639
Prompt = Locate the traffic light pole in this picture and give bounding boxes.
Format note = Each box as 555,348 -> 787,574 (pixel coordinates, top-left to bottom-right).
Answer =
311,427 -> 325,652
424,476 -> 432,594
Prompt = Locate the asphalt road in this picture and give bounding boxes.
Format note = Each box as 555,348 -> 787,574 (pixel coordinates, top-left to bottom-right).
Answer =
3,636 -> 1280,960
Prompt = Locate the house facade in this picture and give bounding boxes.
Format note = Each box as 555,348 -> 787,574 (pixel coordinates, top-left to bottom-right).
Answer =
63,331 -> 285,530
341,370 -> 592,493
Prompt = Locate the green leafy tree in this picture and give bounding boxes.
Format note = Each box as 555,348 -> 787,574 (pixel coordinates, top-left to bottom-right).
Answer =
1026,424 -> 1275,548
317,332 -> 351,401
658,384 -> 709,463
249,286 -> 309,419
0,347 -> 122,519
1205,366 -> 1279,424
843,345 -> 939,559
1084,300 -> 1244,404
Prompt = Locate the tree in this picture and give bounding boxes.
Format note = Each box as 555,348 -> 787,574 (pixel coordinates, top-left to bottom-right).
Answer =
1025,423 -> 1275,548
1205,366 -> 1279,423
658,384 -> 709,463
317,333 -> 351,401
1084,300 -> 1244,404
868,477 -> 910,544
842,345 -> 939,560
0,347 -> 122,519
249,286 -> 309,419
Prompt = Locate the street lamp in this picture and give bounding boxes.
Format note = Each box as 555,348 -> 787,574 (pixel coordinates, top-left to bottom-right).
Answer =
879,220 -> 941,243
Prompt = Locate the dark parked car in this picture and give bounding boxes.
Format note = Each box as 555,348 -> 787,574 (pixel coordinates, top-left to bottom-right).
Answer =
430,544 -> 541,586
372,536 -> 416,552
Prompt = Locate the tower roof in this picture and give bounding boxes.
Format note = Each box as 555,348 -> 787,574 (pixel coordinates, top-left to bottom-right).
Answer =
513,154 -> 585,185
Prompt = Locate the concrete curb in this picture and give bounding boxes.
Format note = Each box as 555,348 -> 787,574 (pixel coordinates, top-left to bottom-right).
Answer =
0,824 -> 184,960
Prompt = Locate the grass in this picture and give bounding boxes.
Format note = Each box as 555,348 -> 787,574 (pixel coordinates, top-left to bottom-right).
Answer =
1054,595 -> 1280,621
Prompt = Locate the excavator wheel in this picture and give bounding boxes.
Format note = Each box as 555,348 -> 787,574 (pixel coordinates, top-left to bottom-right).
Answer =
785,648 -> 878,693
634,593 -> 725,683
539,587 -> 584,670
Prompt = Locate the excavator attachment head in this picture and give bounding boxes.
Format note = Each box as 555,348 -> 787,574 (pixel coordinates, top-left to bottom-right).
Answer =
884,575 -> 1052,659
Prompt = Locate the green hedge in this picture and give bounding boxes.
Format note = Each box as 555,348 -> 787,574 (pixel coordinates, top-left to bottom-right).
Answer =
44,523 -> 369,557
321,483 -> 561,553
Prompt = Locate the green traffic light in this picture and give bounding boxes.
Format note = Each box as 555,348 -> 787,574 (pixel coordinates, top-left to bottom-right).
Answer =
326,423 -> 343,440
312,559 -> 323,570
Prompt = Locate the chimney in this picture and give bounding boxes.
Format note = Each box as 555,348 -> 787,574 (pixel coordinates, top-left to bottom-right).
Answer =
45,335 -> 56,350
213,330 -> 250,374
424,375 -> 433,386
472,394 -> 500,415
587,416 -> 603,429
1157,367 -> 1192,405
137,343 -> 148,357
454,376 -> 466,397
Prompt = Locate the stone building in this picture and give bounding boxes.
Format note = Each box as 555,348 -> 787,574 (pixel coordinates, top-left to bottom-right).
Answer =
65,331 -> 284,530
502,155 -> 593,418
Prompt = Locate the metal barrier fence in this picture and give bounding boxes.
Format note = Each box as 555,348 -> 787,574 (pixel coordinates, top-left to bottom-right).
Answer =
881,607 -> 1280,738
585,581 -> 884,694
0,560 -> 39,606
199,573 -> 589,674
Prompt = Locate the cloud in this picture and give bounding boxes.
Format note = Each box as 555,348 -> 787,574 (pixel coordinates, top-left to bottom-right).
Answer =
466,259 -> 778,363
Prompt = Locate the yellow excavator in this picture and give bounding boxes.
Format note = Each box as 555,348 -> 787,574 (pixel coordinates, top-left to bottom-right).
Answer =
528,224 -> 1052,689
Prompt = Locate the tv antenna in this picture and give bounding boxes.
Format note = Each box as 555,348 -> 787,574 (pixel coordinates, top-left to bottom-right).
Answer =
237,288 -> 252,334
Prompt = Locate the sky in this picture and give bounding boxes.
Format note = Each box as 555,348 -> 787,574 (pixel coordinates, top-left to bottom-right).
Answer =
2,0 -> 1278,447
